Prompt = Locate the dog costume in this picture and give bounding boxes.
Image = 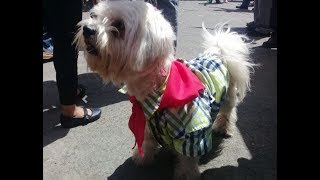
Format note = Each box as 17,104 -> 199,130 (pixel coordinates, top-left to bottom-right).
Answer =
128,54 -> 229,157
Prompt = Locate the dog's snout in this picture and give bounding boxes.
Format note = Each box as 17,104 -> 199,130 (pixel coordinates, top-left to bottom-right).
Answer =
83,25 -> 96,38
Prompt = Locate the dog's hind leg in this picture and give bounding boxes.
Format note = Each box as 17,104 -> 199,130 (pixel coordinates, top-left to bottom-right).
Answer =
213,82 -> 238,138
174,154 -> 200,180
132,125 -> 159,166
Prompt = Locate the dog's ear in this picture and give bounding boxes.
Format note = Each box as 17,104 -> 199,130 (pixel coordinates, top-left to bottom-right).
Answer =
110,19 -> 125,39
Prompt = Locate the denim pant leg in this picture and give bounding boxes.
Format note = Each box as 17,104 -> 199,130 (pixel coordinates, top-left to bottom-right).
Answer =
241,0 -> 251,7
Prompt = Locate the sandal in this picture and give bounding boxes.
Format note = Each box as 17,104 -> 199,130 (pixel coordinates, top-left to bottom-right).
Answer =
77,84 -> 87,99
236,5 -> 248,9
60,107 -> 101,128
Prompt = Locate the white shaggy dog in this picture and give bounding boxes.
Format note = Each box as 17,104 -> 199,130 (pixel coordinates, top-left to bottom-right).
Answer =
74,1 -> 254,179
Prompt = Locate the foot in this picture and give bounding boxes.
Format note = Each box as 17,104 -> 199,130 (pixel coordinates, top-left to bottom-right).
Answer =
60,106 -> 101,128
262,37 -> 277,48
43,51 -> 53,60
236,5 -> 248,9
246,21 -> 255,28
247,28 -> 270,37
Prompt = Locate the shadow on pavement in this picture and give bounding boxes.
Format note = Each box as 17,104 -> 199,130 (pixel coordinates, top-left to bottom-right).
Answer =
108,148 -> 175,180
202,157 -> 276,180
108,132 -> 225,180
43,72 -> 128,147
212,7 -> 253,13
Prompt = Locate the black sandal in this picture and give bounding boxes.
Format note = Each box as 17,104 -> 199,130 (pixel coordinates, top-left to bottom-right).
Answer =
60,107 -> 101,128
77,84 -> 87,99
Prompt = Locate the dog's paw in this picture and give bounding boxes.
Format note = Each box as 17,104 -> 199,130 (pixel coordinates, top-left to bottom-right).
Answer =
131,149 -> 155,167
213,115 -> 233,138
213,127 -> 233,138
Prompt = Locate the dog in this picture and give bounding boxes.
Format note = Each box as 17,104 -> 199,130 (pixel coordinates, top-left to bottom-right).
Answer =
74,1 -> 254,179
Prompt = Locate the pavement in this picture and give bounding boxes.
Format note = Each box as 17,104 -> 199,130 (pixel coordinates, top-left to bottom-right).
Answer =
43,1 -> 277,179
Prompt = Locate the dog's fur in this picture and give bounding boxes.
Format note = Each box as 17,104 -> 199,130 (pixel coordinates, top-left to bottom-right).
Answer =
74,1 -> 254,179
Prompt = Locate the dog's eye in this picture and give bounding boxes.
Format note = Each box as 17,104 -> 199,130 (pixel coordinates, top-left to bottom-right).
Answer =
111,20 -> 125,39
111,20 -> 125,32
90,12 -> 97,19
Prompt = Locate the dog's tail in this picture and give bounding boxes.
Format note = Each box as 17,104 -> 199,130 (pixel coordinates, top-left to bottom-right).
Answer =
201,23 -> 256,102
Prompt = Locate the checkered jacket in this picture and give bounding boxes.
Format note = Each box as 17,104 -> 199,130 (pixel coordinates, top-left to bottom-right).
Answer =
140,54 -> 229,157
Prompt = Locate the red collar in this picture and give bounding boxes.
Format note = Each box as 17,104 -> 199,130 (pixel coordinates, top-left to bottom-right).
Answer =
128,60 -> 205,157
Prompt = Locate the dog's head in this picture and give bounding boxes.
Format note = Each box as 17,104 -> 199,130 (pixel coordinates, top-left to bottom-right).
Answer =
74,1 -> 176,90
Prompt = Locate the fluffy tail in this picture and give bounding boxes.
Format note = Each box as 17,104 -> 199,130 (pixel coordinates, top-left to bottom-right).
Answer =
202,23 -> 255,102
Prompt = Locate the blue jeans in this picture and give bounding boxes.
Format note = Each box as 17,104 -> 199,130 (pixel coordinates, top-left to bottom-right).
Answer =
43,31 -> 54,52
240,0 -> 251,8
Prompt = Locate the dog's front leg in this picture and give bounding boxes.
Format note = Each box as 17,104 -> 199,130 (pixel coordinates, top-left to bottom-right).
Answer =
132,125 -> 159,166
174,154 -> 200,180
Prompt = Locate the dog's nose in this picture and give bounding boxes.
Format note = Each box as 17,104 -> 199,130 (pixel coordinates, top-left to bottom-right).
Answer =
83,25 -> 96,38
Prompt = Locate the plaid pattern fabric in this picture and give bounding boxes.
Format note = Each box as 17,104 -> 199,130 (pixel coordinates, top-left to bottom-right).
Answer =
140,54 -> 229,157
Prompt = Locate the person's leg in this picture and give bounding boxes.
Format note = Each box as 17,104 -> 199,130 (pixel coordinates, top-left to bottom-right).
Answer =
146,0 -> 178,35
146,0 -> 178,48
44,0 -> 81,111
158,0 -> 178,49
43,0 -> 101,127
254,0 -> 272,29
262,0 -> 277,48
246,0 -> 272,37
236,0 -> 250,9
269,0 -> 277,33
43,27 -> 54,60
242,0 -> 251,7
